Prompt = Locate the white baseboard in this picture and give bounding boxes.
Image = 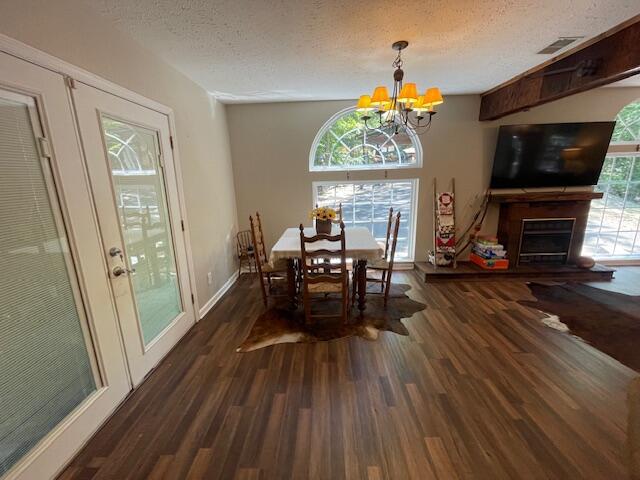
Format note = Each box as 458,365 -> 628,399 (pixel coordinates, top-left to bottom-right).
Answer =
198,271 -> 240,319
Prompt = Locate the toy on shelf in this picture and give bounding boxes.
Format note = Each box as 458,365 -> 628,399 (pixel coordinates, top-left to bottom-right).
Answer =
428,178 -> 456,268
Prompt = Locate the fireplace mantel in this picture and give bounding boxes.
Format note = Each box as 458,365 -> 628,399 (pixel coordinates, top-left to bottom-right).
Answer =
489,190 -> 603,204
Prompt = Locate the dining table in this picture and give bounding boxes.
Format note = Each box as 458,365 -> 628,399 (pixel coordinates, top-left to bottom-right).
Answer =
269,225 -> 383,314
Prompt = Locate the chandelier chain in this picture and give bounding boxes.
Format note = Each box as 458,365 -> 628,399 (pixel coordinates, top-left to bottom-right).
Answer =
392,50 -> 403,69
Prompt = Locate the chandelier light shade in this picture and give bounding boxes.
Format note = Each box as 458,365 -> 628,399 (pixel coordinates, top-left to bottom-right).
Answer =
424,87 -> 443,107
356,95 -> 373,111
356,41 -> 443,135
370,86 -> 391,106
398,83 -> 418,104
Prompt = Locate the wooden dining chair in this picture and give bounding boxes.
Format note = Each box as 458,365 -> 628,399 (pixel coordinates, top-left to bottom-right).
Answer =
299,222 -> 349,324
357,211 -> 401,307
250,212 -> 287,307
381,207 -> 394,259
236,229 -> 256,275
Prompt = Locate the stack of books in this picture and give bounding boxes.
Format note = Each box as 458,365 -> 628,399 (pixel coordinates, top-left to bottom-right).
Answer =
470,236 -> 509,269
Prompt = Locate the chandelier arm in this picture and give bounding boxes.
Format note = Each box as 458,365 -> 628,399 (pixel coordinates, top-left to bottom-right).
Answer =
364,116 -> 376,131
364,113 -> 383,132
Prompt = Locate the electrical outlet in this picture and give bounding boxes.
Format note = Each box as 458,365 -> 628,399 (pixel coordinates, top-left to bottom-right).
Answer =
207,272 -> 213,285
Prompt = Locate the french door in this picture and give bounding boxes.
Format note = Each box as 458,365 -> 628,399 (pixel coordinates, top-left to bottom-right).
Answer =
0,53 -> 129,479
71,83 -> 195,386
1,48 -> 196,479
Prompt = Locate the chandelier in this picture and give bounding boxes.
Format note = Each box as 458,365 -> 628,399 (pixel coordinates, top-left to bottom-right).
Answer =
355,41 -> 443,135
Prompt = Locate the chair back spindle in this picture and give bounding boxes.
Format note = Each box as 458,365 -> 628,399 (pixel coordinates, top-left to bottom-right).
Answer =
383,211 -> 401,304
383,207 -> 394,259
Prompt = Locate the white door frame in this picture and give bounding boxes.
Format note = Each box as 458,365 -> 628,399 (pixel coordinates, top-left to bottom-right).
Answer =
0,33 -> 201,317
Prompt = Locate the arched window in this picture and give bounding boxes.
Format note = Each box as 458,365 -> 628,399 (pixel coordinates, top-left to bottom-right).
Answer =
584,100 -> 640,259
310,107 -> 421,261
309,107 -> 422,171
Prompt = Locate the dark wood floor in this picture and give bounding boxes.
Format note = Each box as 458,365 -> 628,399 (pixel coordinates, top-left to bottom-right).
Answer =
587,265 -> 640,296
59,270 -> 638,480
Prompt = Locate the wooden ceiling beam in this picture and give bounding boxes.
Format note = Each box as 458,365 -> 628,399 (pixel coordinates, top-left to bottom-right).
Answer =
479,15 -> 640,121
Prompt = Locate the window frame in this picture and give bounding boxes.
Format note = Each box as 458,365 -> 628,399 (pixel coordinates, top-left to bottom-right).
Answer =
312,178 -> 419,262
309,106 -> 423,172
584,100 -> 640,261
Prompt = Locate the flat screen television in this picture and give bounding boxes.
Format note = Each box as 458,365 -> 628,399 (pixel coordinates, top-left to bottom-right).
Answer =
489,122 -> 615,188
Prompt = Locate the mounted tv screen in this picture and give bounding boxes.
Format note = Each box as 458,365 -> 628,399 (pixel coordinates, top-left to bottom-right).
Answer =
489,122 -> 615,189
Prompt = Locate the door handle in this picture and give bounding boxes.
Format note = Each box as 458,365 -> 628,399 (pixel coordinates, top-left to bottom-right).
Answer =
112,265 -> 135,277
109,247 -> 122,257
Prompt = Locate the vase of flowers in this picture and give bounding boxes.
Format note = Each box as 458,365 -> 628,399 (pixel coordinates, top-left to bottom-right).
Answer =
310,206 -> 337,234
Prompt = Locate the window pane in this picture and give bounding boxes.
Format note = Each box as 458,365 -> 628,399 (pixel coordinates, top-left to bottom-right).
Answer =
312,109 -> 420,170
621,209 -> 640,231
605,183 -> 627,208
315,180 -> 417,259
612,101 -> 640,142
614,231 -> 637,256
586,208 -> 603,231
627,182 -> 640,208
610,157 -> 632,182
0,96 -> 96,475
584,99 -> 640,259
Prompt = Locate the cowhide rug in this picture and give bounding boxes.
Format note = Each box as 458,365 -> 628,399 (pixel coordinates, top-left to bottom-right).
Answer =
520,282 -> 640,372
237,283 -> 425,352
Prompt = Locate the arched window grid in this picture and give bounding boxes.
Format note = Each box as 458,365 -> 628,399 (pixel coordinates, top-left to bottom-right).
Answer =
309,107 -> 422,172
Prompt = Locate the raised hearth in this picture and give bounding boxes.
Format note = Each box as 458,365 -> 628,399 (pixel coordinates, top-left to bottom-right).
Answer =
416,261 -> 615,283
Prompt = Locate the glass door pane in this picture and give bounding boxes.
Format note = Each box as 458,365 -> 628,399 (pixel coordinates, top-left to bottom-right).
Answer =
101,117 -> 182,345
0,95 -> 96,475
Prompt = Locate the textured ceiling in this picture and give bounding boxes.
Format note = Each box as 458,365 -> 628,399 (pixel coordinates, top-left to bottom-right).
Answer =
85,0 -> 640,103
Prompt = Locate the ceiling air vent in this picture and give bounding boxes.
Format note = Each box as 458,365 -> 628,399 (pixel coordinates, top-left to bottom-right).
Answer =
537,37 -> 583,54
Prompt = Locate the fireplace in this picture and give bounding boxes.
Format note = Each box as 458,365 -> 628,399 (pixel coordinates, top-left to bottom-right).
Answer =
491,191 -> 602,269
518,218 -> 575,265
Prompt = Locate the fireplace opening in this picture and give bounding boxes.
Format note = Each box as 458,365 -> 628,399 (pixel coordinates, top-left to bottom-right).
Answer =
518,218 -> 575,265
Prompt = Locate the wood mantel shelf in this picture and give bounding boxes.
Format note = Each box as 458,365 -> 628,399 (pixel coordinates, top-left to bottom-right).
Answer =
489,190 -> 603,203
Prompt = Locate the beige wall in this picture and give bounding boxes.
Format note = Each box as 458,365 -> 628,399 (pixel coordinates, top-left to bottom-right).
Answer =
227,87 -> 640,261
0,0 -> 238,305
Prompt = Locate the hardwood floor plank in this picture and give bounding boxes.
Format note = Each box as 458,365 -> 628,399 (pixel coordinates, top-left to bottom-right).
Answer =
57,270 -> 637,480
185,449 -> 212,480
425,436 -> 460,480
146,455 -> 173,480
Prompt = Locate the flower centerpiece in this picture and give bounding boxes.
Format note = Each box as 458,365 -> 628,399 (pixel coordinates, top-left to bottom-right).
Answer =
309,206 -> 337,234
